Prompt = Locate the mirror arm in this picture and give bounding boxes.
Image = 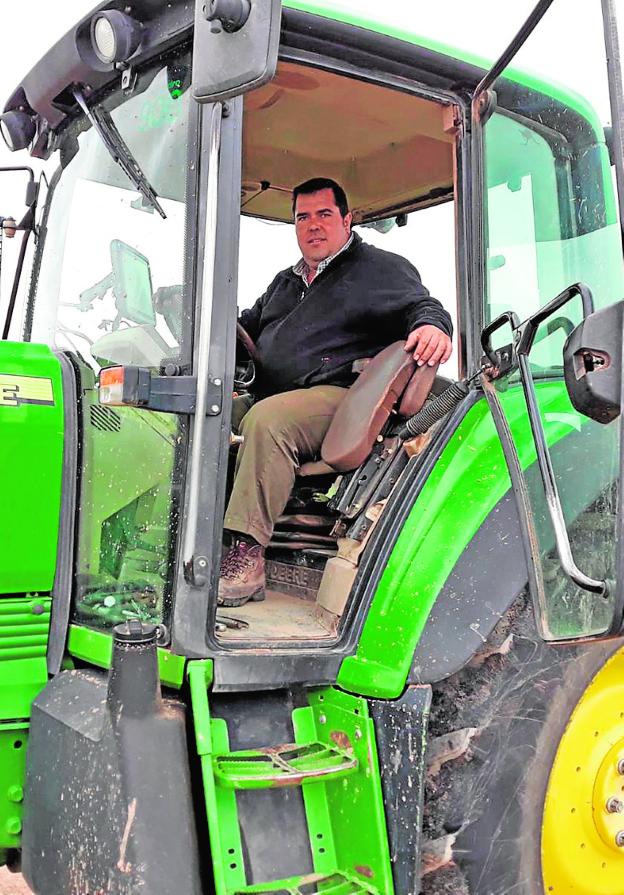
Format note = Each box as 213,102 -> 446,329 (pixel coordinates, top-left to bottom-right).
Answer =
473,0 -> 556,99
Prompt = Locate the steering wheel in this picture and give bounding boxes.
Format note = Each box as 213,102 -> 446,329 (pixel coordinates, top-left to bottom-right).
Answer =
235,322 -> 258,391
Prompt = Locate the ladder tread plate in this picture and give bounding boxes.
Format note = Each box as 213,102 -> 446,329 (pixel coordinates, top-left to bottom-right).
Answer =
214,741 -> 358,788
231,870 -> 380,894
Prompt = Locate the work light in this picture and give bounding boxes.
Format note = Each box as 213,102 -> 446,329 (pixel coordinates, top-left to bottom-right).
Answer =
90,10 -> 143,65
0,110 -> 36,152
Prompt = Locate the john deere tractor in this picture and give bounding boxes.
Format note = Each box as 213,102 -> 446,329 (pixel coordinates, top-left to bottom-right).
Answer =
1,0 -> 624,892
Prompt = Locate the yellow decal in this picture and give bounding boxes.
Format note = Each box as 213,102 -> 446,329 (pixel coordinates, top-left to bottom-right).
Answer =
0,373 -> 54,408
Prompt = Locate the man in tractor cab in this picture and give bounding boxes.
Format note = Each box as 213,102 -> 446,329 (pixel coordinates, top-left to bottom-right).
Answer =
218,177 -> 453,608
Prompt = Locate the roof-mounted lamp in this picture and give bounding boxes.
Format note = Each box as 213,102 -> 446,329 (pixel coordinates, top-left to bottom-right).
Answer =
0,110 -> 36,152
90,10 -> 143,65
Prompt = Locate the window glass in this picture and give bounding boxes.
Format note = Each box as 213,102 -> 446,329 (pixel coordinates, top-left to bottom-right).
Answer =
29,52 -> 192,633
482,1 -> 624,640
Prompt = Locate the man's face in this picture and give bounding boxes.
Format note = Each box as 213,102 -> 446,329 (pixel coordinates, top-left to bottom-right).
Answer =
294,188 -> 353,268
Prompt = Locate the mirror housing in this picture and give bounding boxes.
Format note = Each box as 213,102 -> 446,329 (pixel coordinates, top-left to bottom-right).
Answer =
192,0 -> 282,103
563,300 -> 624,424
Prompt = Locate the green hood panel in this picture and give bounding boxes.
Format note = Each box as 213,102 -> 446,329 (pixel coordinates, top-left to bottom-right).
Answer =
0,342 -> 64,593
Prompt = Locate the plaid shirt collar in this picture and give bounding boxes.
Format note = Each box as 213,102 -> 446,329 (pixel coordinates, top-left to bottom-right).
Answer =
293,233 -> 354,286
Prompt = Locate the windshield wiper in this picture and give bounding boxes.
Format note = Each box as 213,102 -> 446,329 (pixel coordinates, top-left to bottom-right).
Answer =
73,87 -> 166,219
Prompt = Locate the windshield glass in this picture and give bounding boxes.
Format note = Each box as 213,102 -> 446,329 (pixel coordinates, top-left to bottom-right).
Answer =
28,48 -> 192,636
29,49 -> 191,369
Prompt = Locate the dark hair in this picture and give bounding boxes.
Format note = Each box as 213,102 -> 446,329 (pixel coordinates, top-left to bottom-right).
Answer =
292,178 -> 349,218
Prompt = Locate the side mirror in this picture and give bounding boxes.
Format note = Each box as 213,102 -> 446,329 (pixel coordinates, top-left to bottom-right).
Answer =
563,300 -> 624,424
192,0 -> 282,103
0,166 -> 36,226
110,240 -> 156,326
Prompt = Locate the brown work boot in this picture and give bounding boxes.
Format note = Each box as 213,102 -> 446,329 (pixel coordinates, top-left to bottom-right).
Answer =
218,536 -> 266,608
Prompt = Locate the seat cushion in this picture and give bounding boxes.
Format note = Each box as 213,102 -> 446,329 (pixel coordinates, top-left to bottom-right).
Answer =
321,341 -> 415,472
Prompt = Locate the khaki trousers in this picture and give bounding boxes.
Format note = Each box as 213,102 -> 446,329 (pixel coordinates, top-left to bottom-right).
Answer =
224,385 -> 347,546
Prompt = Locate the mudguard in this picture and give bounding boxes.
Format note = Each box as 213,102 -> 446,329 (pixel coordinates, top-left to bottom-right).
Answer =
22,625 -> 204,895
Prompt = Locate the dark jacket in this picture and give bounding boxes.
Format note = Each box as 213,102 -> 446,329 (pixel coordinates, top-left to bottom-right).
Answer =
240,232 -> 453,398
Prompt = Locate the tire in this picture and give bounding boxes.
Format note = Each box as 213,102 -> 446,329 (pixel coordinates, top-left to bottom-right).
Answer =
421,591 -> 624,895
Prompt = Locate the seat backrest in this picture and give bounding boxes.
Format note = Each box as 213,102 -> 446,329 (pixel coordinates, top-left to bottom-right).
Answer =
321,341 -> 438,472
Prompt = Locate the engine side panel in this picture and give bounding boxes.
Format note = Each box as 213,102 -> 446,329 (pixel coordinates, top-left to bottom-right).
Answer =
0,341 -> 64,594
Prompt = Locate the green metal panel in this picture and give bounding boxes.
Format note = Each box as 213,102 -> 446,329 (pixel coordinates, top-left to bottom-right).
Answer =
293,689 -> 393,893
0,723 -> 28,852
0,342 -> 64,594
338,385 -> 592,698
67,624 -> 188,689
188,661 -> 391,895
0,598 -> 51,719
0,594 -> 53,853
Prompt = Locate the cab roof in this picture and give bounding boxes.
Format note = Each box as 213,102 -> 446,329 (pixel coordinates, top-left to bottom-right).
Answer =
4,0 -> 488,158
4,0 -> 601,164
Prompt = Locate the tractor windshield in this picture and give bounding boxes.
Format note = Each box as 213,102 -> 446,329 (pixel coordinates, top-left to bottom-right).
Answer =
27,47 -> 193,634
29,49 -> 191,369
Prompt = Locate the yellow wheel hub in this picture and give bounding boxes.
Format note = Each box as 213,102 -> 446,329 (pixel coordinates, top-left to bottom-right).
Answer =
542,647 -> 624,894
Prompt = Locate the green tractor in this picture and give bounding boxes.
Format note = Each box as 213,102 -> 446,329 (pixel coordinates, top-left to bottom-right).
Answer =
1,0 -> 624,892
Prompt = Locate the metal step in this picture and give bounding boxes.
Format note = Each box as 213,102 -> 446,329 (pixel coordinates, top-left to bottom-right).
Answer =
187,665 -> 394,895
232,871 -> 380,894
214,741 -> 358,789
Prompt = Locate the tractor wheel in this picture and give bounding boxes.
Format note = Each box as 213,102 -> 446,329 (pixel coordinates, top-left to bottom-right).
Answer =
421,592 -> 624,895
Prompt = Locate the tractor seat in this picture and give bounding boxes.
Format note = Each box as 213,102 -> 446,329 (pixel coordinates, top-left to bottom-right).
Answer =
298,341 -> 439,476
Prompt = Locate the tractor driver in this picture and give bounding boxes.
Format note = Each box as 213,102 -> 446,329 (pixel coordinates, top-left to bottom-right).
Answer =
218,177 -> 453,608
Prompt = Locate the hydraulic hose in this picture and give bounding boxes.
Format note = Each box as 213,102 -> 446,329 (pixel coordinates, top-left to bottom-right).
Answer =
399,380 -> 470,439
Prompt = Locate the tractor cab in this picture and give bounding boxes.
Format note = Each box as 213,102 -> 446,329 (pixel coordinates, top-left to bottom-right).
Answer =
5,2 -> 624,895
3,10 -> 467,655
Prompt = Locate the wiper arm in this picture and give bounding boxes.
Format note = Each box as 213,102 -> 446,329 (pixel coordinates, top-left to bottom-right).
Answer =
73,87 -> 166,219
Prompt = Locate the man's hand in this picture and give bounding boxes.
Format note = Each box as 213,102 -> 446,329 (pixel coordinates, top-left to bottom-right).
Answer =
404,325 -> 452,367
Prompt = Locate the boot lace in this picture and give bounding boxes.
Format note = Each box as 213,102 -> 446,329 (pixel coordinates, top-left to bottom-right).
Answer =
220,540 -> 258,580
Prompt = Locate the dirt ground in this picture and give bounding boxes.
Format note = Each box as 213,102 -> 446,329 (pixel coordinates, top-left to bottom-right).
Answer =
0,870 -> 31,894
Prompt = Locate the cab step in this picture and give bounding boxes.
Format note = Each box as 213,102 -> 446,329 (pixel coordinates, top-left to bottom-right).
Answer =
232,870 -> 380,893
214,741 -> 358,789
188,663 -> 394,895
